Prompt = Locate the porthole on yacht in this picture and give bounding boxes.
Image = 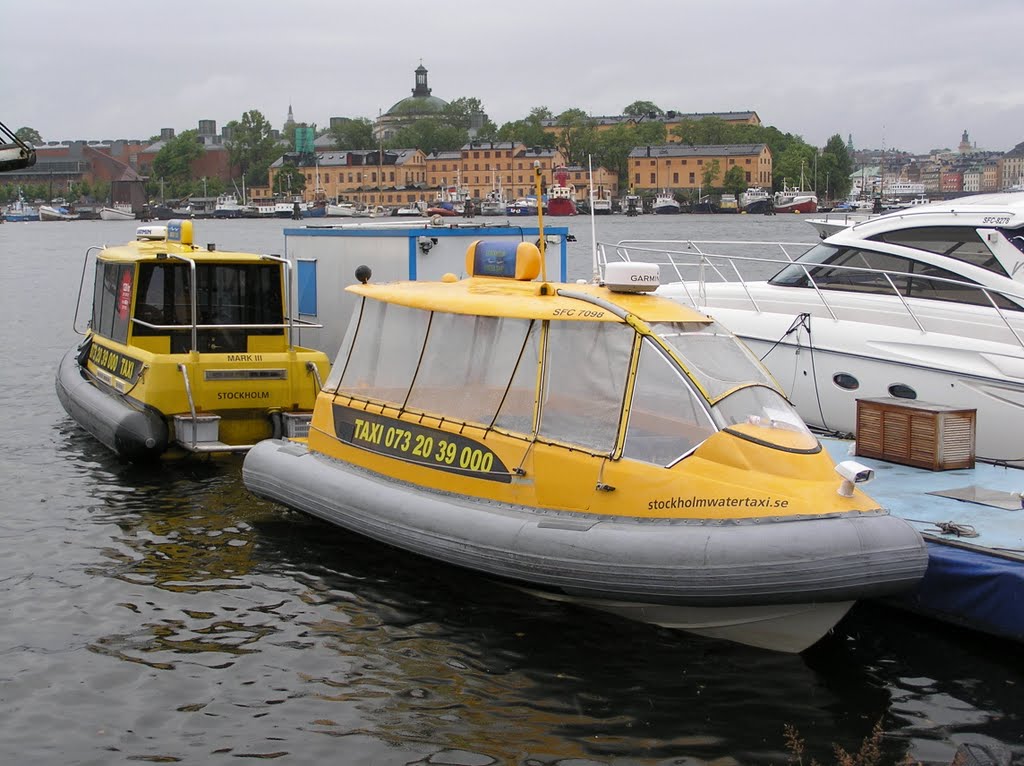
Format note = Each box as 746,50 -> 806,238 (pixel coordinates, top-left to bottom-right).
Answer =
833,373 -> 859,390
888,383 -> 917,399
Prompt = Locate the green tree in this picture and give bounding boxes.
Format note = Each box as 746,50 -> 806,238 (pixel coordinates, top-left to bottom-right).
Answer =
701,158 -> 721,189
327,117 -> 376,150
274,162 -> 307,197
496,106 -> 555,149
775,143 -> 818,192
593,121 -> 667,188
817,133 -> 854,200
225,110 -> 281,188
15,126 -> 42,144
553,108 -> 597,167
152,130 -> 204,198
387,118 -> 467,155
623,101 -> 664,119
722,165 -> 747,197
443,97 -> 497,137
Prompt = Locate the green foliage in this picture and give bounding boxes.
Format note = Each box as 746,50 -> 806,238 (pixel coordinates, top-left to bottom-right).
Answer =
590,120 -> 668,188
722,164 -> 747,196
817,133 -> 854,199
553,108 -> 598,166
669,116 -> 824,191
701,158 -> 721,188
496,106 -> 556,149
225,110 -> 281,188
15,126 -> 42,145
152,130 -> 204,198
623,101 -> 664,118
775,143 -> 818,191
443,96 -> 496,137
273,162 -> 307,196
327,117 -> 376,150
386,118 -> 468,155
91,180 -> 111,204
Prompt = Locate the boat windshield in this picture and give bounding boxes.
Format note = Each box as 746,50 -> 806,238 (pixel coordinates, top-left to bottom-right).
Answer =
866,225 -> 1006,276
130,262 -> 284,352
712,385 -> 819,451
647,321 -> 777,400
768,243 -> 838,285
768,243 -> 1021,309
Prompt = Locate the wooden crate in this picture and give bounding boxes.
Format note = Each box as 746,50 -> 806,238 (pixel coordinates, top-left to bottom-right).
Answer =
855,398 -> 976,470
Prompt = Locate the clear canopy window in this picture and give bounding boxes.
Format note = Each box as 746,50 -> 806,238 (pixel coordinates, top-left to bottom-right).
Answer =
623,339 -> 716,465
337,301 -> 427,404
538,320 -> 633,452
329,298 -> 812,460
649,321 -> 776,400
408,313 -> 534,427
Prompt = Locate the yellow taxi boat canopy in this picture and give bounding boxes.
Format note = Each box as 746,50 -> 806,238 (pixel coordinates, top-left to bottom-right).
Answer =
346,239 -> 712,325
97,219 -> 272,264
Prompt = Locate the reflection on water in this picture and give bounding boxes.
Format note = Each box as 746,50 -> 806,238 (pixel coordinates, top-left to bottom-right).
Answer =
2,219 -> 1021,765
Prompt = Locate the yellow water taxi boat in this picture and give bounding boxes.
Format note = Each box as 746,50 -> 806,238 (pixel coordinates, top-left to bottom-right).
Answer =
242,239 -> 927,652
56,220 -> 330,459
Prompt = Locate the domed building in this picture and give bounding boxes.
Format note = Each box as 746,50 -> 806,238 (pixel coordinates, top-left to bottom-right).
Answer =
374,63 -> 448,141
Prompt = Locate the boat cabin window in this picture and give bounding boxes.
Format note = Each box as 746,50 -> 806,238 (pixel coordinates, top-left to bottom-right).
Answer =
867,226 -> 1006,277
407,313 -> 535,427
713,386 -> 819,451
538,321 -> 633,452
769,244 -> 1020,310
131,263 -> 285,352
623,339 -> 716,465
336,300 -> 428,404
648,321 -> 776,400
91,262 -> 134,344
1002,229 -> 1024,257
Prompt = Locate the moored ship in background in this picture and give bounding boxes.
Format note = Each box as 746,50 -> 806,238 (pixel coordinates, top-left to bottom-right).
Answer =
740,187 -> 772,214
545,166 -> 577,216
773,184 -> 818,214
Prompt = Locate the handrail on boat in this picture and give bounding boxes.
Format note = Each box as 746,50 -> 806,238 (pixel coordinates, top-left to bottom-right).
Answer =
167,254 -> 199,352
73,245 -> 105,335
177,363 -> 199,450
596,239 -> 1024,350
258,254 -> 295,349
130,318 -> 324,332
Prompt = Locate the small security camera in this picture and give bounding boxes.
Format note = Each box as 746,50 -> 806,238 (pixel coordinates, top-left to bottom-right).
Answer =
835,460 -> 875,497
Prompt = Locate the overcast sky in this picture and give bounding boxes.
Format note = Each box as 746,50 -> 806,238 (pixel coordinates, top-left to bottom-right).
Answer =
6,0 -> 1022,155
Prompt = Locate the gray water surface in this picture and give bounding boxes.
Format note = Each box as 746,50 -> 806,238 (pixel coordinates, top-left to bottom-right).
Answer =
0,214 -> 1019,765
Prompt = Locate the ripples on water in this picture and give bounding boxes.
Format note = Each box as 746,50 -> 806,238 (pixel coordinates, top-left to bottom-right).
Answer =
0,218 -> 1020,765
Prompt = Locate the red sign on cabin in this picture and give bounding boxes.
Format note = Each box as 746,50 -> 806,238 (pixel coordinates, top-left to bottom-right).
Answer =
117,271 -> 133,320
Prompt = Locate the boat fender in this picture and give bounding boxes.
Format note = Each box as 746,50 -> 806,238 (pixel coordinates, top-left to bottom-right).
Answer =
76,336 -> 93,368
269,410 -> 283,440
355,265 -> 372,284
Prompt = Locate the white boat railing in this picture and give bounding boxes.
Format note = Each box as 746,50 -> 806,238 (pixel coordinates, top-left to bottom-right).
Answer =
597,239 -> 1024,350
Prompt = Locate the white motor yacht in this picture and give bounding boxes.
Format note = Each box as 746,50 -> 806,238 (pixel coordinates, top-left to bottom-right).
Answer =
600,192 -> 1024,464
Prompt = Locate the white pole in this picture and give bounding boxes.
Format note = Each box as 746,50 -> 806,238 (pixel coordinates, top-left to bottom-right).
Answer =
588,155 -> 599,283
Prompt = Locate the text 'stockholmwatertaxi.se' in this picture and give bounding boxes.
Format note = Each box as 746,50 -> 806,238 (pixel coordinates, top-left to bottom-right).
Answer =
56,220 -> 330,460
243,239 -> 927,652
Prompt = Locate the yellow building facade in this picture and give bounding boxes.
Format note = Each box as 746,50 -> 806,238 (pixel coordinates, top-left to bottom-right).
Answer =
261,149 -> 430,207
627,143 -> 772,192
